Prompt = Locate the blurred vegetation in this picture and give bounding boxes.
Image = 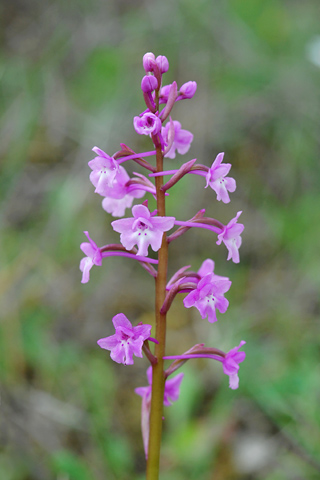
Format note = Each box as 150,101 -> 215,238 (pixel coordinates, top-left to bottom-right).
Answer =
1,0 -> 320,479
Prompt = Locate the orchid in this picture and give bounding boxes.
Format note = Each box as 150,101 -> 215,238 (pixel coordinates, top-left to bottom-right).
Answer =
205,152 -> 236,203
79,231 -> 102,284
222,340 -> 246,389
111,204 -> 175,257
183,272 -> 232,323
97,313 -> 152,365
162,120 -> 193,159
216,211 -> 244,263
81,52 -> 247,477
88,147 -> 125,196
88,146 -> 147,216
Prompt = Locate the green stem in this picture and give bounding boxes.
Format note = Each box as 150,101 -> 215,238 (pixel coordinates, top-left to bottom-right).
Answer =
146,140 -> 167,479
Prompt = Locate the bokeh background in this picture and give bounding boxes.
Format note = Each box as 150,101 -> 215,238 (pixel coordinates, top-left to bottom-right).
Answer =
1,0 -> 320,479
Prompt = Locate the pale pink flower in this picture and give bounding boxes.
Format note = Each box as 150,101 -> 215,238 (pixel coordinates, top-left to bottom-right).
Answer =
183,272 -> 231,323
162,120 -> 193,159
79,231 -> 102,284
111,204 -> 175,257
97,313 -> 152,365
205,152 -> 236,203
222,341 -> 246,389
216,211 -> 244,263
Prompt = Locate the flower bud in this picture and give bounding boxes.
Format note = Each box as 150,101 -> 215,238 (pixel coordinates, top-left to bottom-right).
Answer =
141,75 -> 158,93
156,55 -> 169,73
143,52 -> 156,72
179,81 -> 197,99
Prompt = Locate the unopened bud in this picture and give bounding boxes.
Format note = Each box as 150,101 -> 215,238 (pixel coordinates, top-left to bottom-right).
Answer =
143,52 -> 156,72
156,55 -> 169,73
141,75 -> 158,93
179,81 -> 197,99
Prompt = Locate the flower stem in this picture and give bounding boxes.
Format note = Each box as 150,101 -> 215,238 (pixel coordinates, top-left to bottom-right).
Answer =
146,140 -> 167,480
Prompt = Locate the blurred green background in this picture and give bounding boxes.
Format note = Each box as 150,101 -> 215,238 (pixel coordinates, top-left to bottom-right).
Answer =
1,0 -> 320,479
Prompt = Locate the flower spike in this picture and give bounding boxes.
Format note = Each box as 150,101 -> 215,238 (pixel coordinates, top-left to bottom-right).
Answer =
82,52 -> 246,470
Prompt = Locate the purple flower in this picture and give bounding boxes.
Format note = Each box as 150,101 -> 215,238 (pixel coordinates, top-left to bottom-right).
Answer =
216,211 -> 244,263
156,55 -> 169,73
134,112 -> 162,136
222,341 -> 246,389
97,313 -> 152,365
111,204 -> 175,257
162,120 -> 193,159
205,153 -> 236,203
183,272 -> 231,323
88,147 -> 128,197
135,366 -> 184,457
79,231 -> 102,283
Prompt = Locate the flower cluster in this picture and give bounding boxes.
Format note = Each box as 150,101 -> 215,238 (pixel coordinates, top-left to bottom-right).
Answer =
80,51 -> 246,462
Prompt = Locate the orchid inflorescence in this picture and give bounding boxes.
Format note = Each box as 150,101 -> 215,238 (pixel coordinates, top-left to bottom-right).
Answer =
80,52 -> 246,471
